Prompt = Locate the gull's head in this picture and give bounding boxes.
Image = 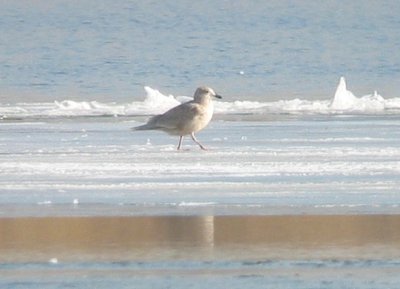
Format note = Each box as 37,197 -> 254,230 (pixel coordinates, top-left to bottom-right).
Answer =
193,86 -> 222,103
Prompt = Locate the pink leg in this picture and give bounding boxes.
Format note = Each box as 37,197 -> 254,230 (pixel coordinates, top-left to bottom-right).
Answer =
191,132 -> 207,150
177,136 -> 184,150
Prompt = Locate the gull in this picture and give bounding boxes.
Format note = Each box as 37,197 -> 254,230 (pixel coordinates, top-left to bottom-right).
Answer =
132,86 -> 222,150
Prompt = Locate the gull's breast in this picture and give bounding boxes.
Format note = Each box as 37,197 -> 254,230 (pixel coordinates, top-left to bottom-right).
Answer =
179,102 -> 214,135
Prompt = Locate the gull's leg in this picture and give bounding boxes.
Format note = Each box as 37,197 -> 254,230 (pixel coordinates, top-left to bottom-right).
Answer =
177,136 -> 184,150
191,132 -> 207,150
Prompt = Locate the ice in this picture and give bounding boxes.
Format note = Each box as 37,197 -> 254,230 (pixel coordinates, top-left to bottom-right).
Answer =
178,202 -> 217,207
330,76 -> 358,110
330,77 -> 386,112
1,79 -> 400,214
141,86 -> 180,112
1,77 -> 400,119
1,118 -> 400,213
54,100 -> 125,116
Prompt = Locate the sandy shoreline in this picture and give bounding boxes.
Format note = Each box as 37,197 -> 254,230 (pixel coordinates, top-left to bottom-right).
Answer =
1,214 -> 400,263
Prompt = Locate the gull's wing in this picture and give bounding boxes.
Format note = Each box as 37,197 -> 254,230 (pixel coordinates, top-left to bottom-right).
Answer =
154,101 -> 201,129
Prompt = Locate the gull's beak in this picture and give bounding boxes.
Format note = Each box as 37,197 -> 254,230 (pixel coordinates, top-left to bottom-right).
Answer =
214,94 -> 222,99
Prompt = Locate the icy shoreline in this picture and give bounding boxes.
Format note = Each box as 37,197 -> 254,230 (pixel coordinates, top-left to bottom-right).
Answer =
1,117 -> 400,212
1,78 -> 400,120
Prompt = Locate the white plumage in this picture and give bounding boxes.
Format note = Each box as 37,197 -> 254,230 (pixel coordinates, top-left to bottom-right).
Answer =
132,86 -> 221,150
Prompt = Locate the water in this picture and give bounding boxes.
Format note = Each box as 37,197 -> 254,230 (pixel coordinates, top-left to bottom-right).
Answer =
1,215 -> 400,288
1,1 -> 400,288
1,0 -> 399,102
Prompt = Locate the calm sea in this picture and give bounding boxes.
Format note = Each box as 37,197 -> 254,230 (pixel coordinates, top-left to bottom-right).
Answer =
1,0 -> 399,103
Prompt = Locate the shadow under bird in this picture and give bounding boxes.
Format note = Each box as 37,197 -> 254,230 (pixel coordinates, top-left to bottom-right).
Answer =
132,86 -> 222,150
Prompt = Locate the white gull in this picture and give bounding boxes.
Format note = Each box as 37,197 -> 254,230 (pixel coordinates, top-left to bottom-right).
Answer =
132,86 -> 222,150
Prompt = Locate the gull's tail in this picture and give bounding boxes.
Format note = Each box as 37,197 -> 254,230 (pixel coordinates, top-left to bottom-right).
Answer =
131,123 -> 155,131
131,115 -> 161,131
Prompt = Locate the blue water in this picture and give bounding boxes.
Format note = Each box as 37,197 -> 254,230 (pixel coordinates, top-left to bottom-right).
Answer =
1,0 -> 399,103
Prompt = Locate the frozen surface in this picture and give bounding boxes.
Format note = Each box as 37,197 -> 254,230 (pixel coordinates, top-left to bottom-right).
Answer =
1,78 -> 400,120
1,112 -> 400,216
1,259 -> 400,289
